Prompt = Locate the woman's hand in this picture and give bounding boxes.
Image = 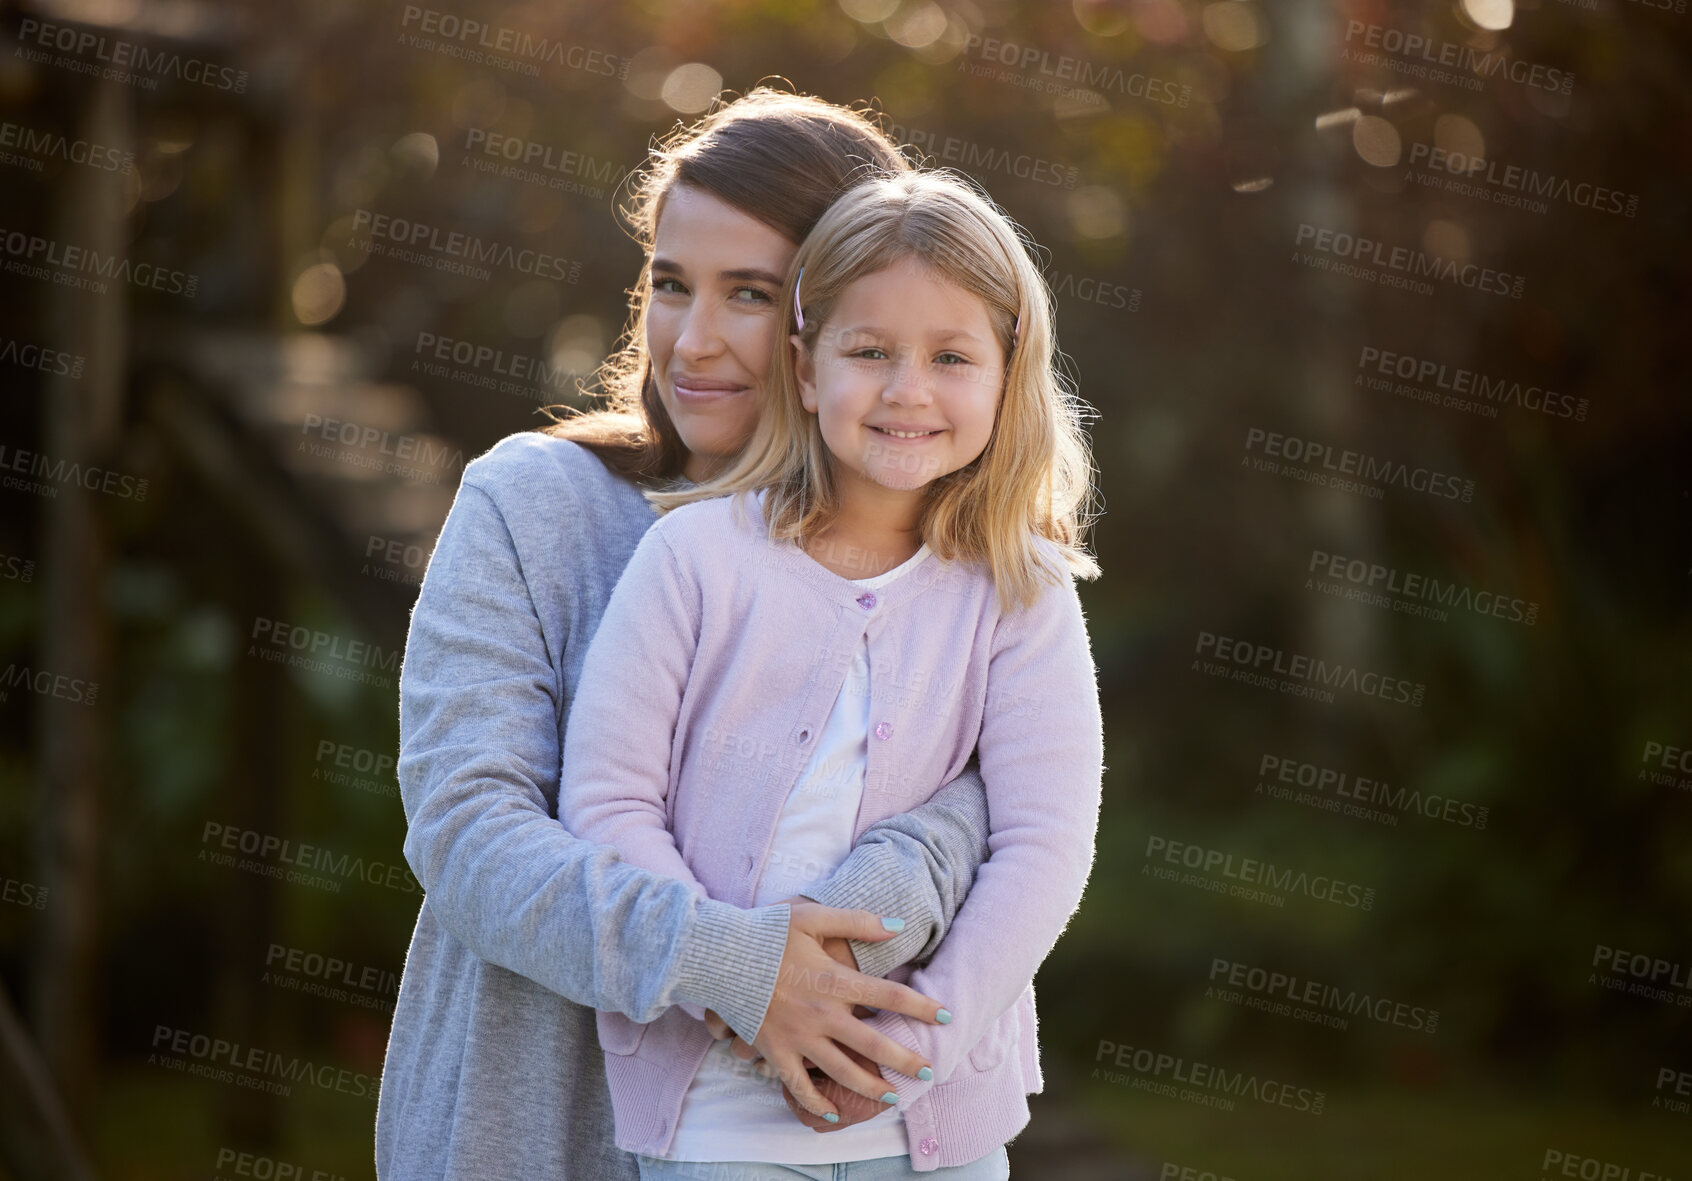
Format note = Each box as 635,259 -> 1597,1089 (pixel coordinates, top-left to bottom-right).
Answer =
703,897 -> 944,1121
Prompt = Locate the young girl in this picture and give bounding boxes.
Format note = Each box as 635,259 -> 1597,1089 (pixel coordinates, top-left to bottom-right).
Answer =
560,170 -> 1104,1179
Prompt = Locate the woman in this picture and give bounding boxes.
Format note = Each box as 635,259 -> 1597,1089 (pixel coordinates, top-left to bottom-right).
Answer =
375,89 -> 994,1181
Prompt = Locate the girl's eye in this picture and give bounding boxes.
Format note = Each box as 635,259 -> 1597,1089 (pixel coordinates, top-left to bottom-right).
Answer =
653,277 -> 687,296
936,351 -> 971,366
850,347 -> 889,360
731,286 -> 773,303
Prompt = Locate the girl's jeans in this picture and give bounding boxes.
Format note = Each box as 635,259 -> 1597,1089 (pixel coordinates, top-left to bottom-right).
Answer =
634,1146 -> 1010,1181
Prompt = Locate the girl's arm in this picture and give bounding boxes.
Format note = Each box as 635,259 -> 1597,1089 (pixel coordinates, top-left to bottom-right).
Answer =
558,523 -> 705,892
865,570 -> 1104,1106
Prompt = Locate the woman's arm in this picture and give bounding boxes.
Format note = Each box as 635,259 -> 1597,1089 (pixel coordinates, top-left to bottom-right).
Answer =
862,571 -> 1105,1107
804,764 -> 991,977
399,470 -> 776,1037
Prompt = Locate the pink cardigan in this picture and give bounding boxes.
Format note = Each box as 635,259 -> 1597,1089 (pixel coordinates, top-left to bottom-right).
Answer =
559,490 -> 1104,1172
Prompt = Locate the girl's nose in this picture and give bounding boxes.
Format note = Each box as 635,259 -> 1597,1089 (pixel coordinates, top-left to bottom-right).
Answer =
883,352 -> 933,405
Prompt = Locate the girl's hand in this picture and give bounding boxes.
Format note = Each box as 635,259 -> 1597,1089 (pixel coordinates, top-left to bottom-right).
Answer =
743,898 -> 945,1120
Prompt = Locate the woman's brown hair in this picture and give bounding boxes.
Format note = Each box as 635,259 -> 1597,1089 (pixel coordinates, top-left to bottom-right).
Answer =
539,85 -> 911,481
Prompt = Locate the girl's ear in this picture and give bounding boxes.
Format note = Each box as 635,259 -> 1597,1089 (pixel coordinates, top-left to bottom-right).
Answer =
791,334 -> 819,413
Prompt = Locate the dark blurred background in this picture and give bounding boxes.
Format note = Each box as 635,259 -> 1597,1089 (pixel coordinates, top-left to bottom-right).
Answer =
0,0 -> 1688,1177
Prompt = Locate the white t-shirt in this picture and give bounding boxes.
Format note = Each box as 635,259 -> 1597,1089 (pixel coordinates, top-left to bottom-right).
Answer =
663,543 -> 933,1164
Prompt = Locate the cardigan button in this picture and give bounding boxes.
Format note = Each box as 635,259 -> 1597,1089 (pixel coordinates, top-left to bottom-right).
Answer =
874,721 -> 892,741
856,592 -> 877,610
919,1137 -> 938,1156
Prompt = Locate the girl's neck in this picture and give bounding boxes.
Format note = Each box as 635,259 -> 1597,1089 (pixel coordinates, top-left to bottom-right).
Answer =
801,475 -> 924,580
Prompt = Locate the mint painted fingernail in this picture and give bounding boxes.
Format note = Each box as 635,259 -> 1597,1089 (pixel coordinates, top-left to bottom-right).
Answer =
880,1091 -> 899,1104
936,1009 -> 953,1024
880,916 -> 906,933
917,1066 -> 933,1082
824,1112 -> 840,1123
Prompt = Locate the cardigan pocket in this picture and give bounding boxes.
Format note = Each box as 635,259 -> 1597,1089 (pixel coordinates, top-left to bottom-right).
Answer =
966,994 -> 1024,1072
596,1009 -> 650,1056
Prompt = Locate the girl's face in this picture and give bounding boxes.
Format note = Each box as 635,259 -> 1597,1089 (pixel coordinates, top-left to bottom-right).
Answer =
794,254 -> 1005,498
646,184 -> 796,482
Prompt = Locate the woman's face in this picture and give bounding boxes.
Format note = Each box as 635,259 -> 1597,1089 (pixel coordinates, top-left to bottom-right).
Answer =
646,184 -> 796,483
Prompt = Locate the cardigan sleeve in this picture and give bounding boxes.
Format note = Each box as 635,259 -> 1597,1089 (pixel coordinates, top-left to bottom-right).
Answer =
864,567 -> 1104,1106
398,466 -> 784,1041
558,525 -> 708,896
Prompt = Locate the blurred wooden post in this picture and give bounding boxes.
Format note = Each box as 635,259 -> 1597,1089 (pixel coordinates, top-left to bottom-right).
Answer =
32,75 -> 130,1133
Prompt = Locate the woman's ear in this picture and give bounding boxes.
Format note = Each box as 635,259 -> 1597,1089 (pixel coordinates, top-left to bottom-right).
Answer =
791,334 -> 819,413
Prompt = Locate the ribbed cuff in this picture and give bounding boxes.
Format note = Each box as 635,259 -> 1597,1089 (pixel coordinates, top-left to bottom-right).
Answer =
804,843 -> 931,979
669,899 -> 790,1043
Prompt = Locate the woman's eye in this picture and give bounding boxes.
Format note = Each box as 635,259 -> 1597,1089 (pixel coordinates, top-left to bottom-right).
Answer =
653,277 -> 687,296
731,286 -> 773,303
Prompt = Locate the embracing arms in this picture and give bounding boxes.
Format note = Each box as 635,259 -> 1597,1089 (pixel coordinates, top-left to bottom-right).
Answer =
398,449 -> 988,1108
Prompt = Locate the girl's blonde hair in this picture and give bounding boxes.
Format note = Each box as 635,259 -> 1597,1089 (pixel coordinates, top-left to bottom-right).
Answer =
650,169 -> 1099,611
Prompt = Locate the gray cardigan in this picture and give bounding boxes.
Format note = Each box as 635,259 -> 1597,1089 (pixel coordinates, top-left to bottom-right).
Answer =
374,432 -> 991,1181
